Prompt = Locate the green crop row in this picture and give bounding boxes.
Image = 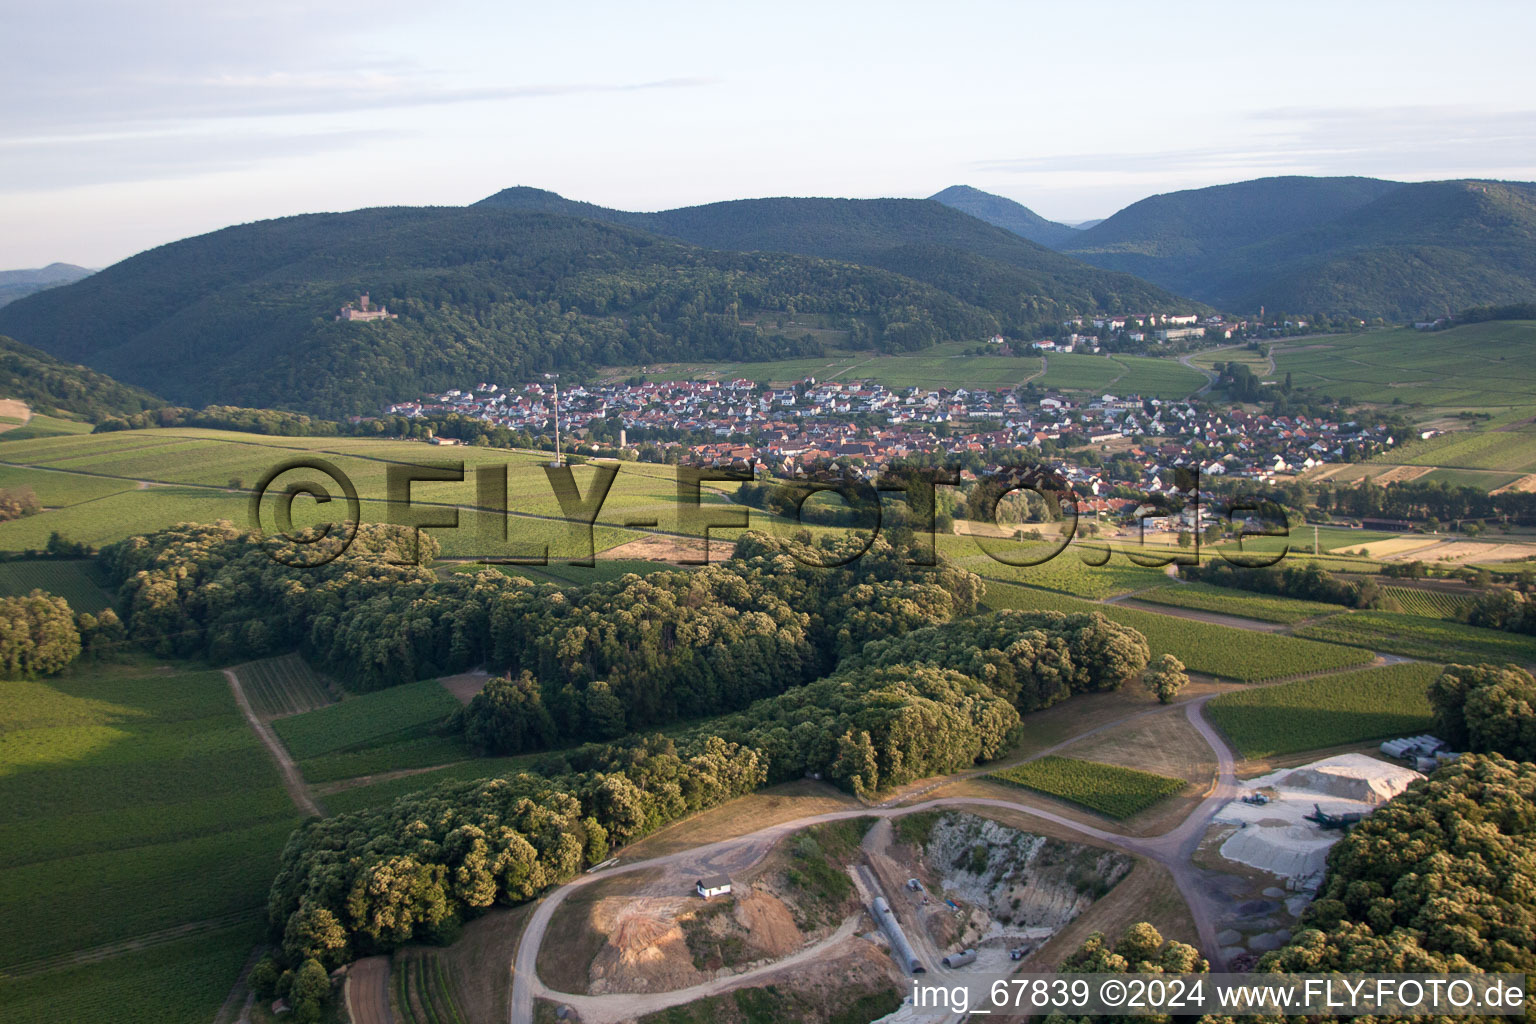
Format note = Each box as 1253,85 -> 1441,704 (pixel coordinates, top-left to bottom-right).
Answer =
980,581 -> 1373,681
990,756 -> 1186,819
1296,610 -> 1536,665
1206,662 -> 1441,759
1134,583 -> 1346,624
1379,586 -> 1473,620
234,653 -> 336,719
271,678 -> 463,761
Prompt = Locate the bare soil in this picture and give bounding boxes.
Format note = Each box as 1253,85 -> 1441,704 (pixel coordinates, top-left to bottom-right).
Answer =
439,669 -> 491,704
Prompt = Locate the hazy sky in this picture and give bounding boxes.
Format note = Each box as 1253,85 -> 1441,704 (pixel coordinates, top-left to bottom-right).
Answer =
4,0 -> 1535,268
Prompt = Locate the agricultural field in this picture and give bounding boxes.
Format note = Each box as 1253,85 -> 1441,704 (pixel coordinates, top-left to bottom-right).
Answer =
0,427 -> 762,558
0,918 -> 264,1024
394,949 -> 469,1024
319,753 -> 541,814
1417,467 -> 1524,491
0,659 -> 297,979
472,557 -> 685,587
0,558 -> 115,612
1402,427 -> 1536,474
1206,662 -> 1441,759
976,580 -> 1374,681
1296,610 -> 1536,665
1273,320 -> 1536,413
613,341 -> 1048,390
989,755 -> 1187,819
1379,586 -> 1473,620
1133,583 -> 1347,623
955,541 -> 1172,599
0,464 -> 136,506
1189,345 -> 1271,374
300,733 -> 473,784
271,678 -> 464,762
0,412 -> 94,441
612,343 -> 1205,397
232,653 -> 336,719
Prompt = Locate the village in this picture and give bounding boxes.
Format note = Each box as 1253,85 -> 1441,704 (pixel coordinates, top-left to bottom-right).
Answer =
386,369 -> 1400,529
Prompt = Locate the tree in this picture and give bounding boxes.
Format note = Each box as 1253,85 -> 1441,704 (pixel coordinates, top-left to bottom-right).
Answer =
584,681 -> 627,740
461,671 -> 556,754
288,958 -> 329,1024
1142,654 -> 1188,705
1428,663 -> 1536,757
0,590 -> 81,677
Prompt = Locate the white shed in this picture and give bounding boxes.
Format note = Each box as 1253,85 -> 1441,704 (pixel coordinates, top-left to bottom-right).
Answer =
696,874 -> 732,899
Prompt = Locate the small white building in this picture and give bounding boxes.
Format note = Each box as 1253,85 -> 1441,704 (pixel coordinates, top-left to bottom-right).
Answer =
696,874 -> 732,899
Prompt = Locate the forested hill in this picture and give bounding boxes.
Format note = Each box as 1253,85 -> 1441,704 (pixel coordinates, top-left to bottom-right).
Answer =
0,207 -> 1015,415
927,185 -> 1081,248
0,196 -> 1197,417
474,188 -> 1195,320
0,335 -> 162,421
1062,175 -> 1536,319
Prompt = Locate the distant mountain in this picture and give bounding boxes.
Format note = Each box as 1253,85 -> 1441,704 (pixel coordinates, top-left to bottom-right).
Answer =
1073,219 -> 1104,230
0,334 -> 161,421
0,263 -> 93,308
476,188 -> 1193,323
927,185 -> 1081,248
1061,176 -> 1536,318
0,207 -> 1036,415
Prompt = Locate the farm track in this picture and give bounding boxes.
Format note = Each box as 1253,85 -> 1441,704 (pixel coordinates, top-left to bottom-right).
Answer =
508,650 -> 1400,1023
224,668 -> 323,819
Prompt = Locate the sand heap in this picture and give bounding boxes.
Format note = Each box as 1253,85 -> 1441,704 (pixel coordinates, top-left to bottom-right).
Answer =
1214,754 -> 1423,891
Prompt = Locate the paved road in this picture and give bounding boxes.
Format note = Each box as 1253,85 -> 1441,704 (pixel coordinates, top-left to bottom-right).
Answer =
509,696 -> 1250,1024
224,668 -> 323,818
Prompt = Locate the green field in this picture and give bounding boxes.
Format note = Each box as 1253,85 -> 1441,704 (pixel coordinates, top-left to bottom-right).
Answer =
0,413 -> 95,441
0,427 -> 767,558
271,678 -> 464,762
614,342 -> 1206,398
1134,582 -> 1347,623
980,581 -> 1373,681
990,756 -> 1186,818
0,919 -> 264,1024
0,559 -> 115,612
958,543 -> 1172,599
233,653 -> 336,719
1418,467 -> 1524,491
1296,610 -> 1536,665
1402,428 -> 1536,474
394,949 -> 468,1024
1379,586 -> 1473,620
1274,321 -> 1536,414
1206,662 -> 1441,758
0,659 -> 296,998
0,464 -> 136,507
319,753 -> 541,814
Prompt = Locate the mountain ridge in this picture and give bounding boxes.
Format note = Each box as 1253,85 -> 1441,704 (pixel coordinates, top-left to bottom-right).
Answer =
926,185 -> 1082,248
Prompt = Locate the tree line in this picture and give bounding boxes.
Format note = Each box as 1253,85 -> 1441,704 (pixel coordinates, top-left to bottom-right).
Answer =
0,589 -> 123,678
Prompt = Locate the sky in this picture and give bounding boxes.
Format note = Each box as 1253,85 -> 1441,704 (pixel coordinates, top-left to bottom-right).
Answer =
4,0 -> 1535,268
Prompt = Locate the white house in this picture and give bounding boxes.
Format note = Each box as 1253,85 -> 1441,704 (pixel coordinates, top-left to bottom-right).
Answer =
696,874 -> 732,899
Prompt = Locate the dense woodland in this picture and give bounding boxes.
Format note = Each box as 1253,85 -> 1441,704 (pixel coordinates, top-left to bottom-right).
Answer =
1263,754 -> 1535,976
1060,177 -> 1536,319
88,523 -> 1153,978
0,207 -> 1084,416
0,334 -> 162,421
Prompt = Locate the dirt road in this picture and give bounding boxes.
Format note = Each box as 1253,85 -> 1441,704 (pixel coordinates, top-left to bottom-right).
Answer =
223,668 -> 323,818
345,956 -> 393,1024
510,693 -> 1248,1023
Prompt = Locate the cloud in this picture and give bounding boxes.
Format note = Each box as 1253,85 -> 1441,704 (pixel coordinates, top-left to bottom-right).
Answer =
974,106 -> 1536,181
3,1 -> 715,135
0,128 -> 389,192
